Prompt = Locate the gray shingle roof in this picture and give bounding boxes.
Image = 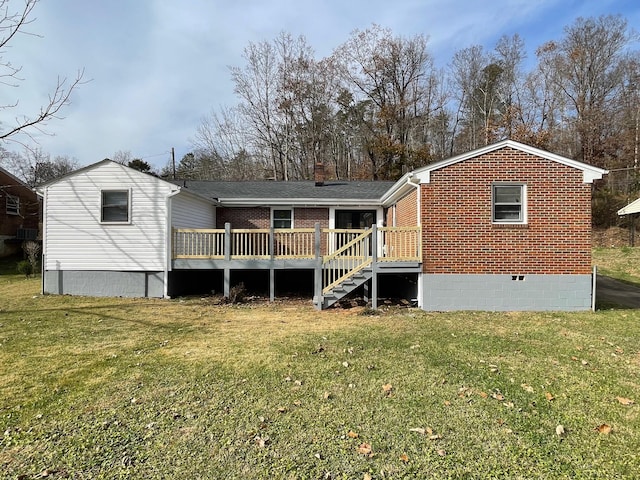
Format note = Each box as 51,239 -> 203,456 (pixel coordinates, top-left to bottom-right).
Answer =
171,180 -> 395,203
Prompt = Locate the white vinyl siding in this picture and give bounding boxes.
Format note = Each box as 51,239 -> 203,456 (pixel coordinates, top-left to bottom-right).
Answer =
171,193 -> 215,229
43,162 -> 177,271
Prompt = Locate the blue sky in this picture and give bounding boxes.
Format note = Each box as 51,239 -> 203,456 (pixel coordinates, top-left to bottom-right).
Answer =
2,0 -> 639,170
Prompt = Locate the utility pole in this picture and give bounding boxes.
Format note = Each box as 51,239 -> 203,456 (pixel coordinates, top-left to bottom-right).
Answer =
171,147 -> 176,179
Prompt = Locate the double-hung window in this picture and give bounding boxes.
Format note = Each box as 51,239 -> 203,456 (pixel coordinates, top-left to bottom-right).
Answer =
492,184 -> 526,223
6,194 -> 19,215
101,190 -> 130,223
272,208 -> 293,229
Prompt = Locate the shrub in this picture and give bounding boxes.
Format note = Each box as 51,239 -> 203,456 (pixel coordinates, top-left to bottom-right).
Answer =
226,282 -> 247,304
22,240 -> 41,273
16,260 -> 34,278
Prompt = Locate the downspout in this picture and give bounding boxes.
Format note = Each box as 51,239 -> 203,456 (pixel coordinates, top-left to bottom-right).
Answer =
407,175 -> 422,308
408,174 -> 421,223
40,186 -> 47,295
164,189 -> 181,298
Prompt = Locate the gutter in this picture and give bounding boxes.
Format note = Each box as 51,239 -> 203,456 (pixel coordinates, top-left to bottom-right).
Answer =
217,198 -> 384,207
380,172 -> 420,207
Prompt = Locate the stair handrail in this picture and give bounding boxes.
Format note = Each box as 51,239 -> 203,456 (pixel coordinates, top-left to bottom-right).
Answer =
322,229 -> 372,294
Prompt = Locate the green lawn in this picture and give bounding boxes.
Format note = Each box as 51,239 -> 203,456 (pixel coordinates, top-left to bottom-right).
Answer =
1,255 -> 639,478
594,246 -> 640,285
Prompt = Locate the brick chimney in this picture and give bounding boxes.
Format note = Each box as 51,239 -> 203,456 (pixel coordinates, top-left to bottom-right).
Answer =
314,162 -> 325,186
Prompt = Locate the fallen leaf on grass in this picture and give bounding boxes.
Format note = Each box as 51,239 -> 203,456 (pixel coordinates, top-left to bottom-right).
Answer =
400,453 -> 409,463
348,430 -> 359,438
545,392 -> 555,401
409,427 -> 426,435
443,400 -> 451,406
357,443 -> 374,457
323,391 -> 332,400
277,406 -> 287,413
521,384 -> 534,393
595,424 -> 612,435
478,391 -> 488,398
437,449 -> 446,456
491,392 -> 505,401
616,397 -> 634,406
382,383 -> 393,396
555,425 -> 565,437
255,436 -> 270,448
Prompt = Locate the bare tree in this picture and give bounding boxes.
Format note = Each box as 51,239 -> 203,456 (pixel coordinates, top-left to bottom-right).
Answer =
333,25 -> 439,179
0,0 -> 85,144
1,146 -> 78,185
536,15 -> 632,167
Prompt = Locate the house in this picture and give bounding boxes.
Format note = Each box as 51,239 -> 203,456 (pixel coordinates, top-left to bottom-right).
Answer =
616,197 -> 640,245
38,140 -> 607,311
0,166 -> 40,257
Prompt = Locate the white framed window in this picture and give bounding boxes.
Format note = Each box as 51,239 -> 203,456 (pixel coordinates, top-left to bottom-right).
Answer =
492,183 -> 526,223
272,208 -> 293,229
6,194 -> 19,215
101,190 -> 130,223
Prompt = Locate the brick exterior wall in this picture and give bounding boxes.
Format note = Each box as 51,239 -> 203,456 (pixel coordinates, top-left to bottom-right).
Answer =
394,189 -> 418,227
421,147 -> 592,275
216,207 -> 329,229
0,169 -> 39,236
216,207 -> 270,229
293,208 -> 329,229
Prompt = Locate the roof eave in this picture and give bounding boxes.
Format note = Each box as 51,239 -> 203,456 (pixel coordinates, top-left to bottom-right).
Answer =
407,139 -> 609,184
218,198 -> 384,207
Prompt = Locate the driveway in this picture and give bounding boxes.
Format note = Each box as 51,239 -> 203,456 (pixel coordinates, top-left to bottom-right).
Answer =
596,274 -> 640,308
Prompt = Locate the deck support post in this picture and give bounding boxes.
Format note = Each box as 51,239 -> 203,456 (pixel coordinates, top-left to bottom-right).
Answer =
371,224 -> 378,309
270,269 -> 275,302
224,223 -> 231,297
314,223 -> 323,309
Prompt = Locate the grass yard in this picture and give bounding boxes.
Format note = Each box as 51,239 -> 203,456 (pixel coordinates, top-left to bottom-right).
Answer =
594,246 -> 640,285
1,254 -> 639,479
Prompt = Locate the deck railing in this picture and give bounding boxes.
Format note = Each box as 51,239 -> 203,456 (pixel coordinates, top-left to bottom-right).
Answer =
379,226 -> 421,262
173,228 -> 225,259
172,225 -> 421,262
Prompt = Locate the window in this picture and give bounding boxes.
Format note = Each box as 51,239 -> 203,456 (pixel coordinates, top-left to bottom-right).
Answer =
272,209 -> 292,229
492,184 -> 526,223
101,190 -> 130,223
6,194 -> 19,215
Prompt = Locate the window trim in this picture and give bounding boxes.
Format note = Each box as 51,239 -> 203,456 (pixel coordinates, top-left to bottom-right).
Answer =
6,193 -> 19,216
271,207 -> 293,229
100,189 -> 131,224
492,183 -> 527,224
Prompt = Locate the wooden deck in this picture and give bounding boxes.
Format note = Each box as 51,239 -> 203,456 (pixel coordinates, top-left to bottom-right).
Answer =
171,224 -> 421,309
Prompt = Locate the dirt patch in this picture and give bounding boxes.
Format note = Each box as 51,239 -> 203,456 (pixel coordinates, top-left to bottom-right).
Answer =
593,227 -> 631,248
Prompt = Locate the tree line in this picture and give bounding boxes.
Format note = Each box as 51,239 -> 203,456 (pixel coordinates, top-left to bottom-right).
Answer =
182,16 -> 638,193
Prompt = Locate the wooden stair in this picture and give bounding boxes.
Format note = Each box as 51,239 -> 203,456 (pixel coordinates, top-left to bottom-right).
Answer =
315,268 -> 372,309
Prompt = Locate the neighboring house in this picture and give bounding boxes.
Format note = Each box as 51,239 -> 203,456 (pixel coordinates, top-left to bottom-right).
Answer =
616,198 -> 640,245
0,166 -> 40,257
38,140 -> 607,311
